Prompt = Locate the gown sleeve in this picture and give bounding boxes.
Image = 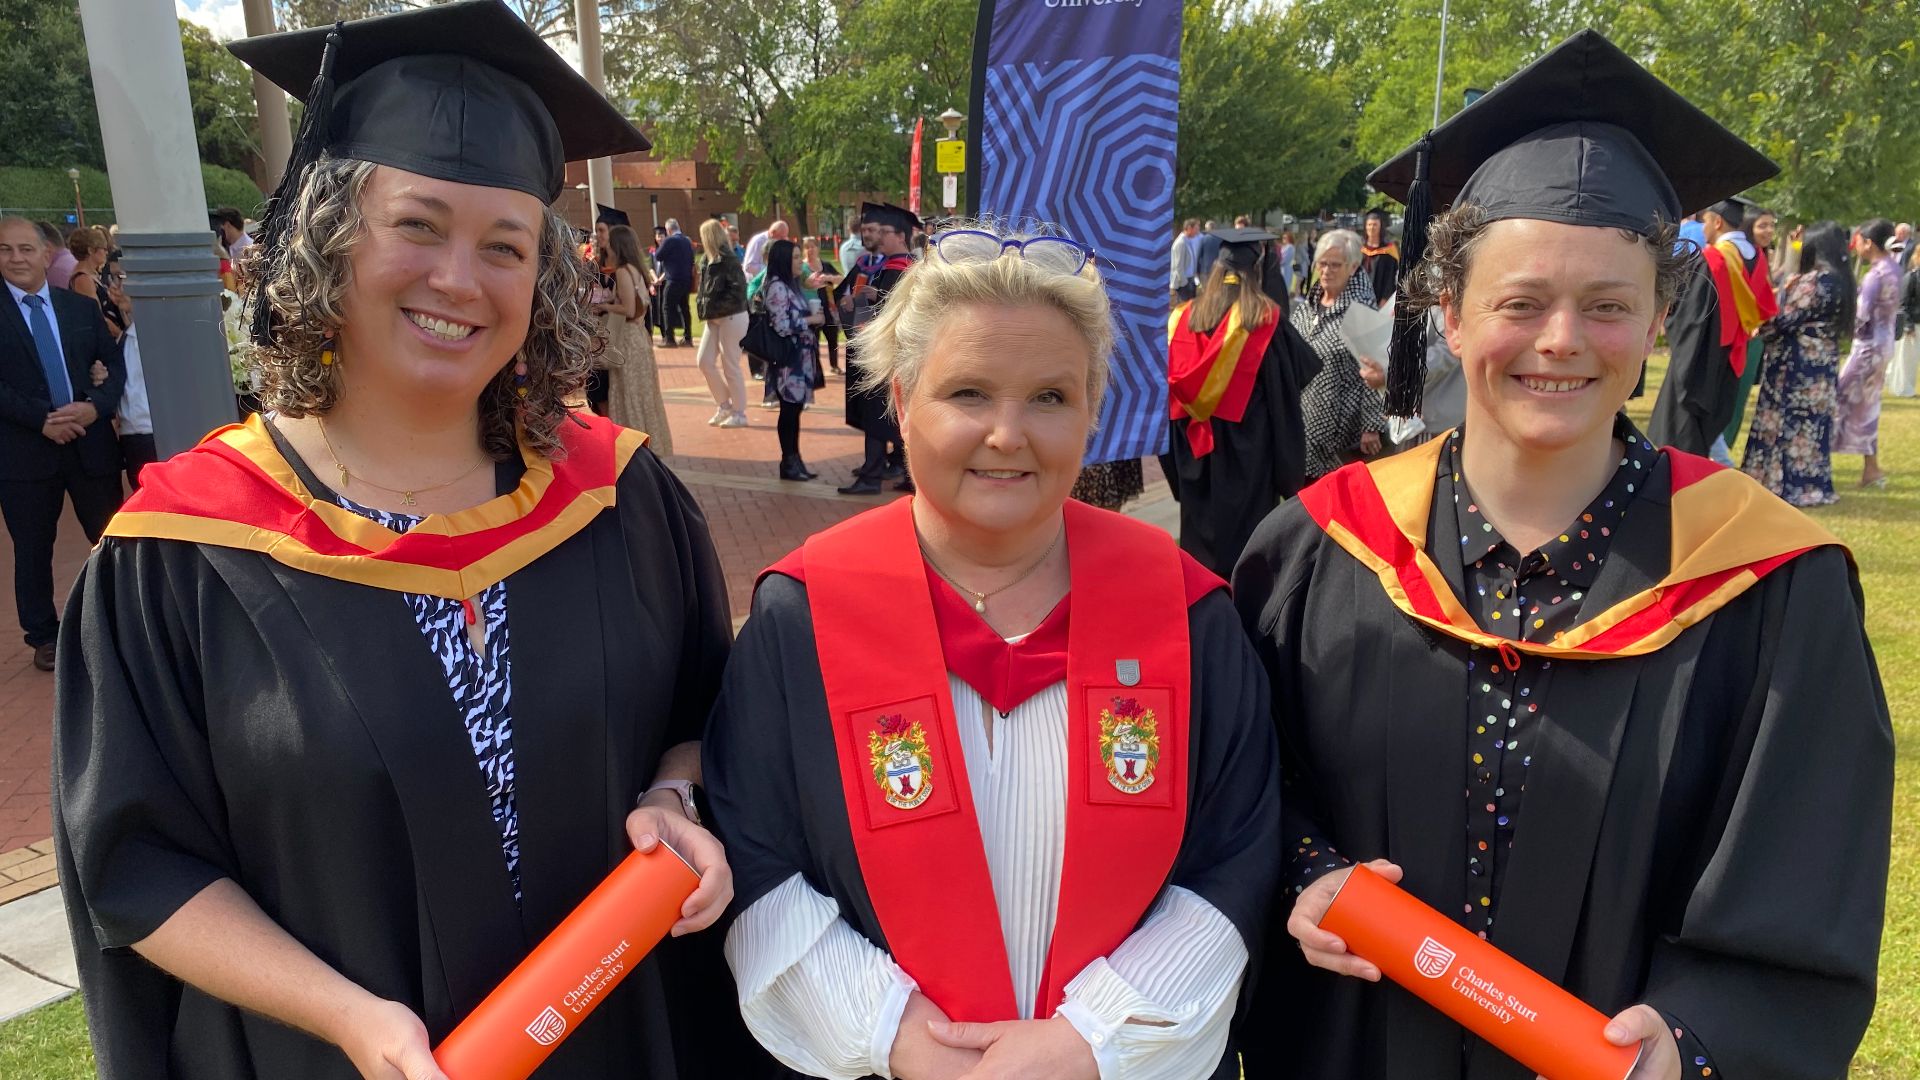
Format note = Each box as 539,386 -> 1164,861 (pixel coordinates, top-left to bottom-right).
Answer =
1639,547 -> 1891,1078
725,873 -> 916,1080
1228,510 -> 1353,899
53,538 -> 235,1076
627,451 -> 733,749
1660,263 -> 1728,426
702,573 -> 813,913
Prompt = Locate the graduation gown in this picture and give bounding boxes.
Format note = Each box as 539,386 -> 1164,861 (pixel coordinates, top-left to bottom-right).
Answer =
1232,439 -> 1892,1080
841,255 -> 912,434
702,499 -> 1283,1079
1161,309 -> 1321,578
53,414 -> 737,1080
1649,257 -> 1736,454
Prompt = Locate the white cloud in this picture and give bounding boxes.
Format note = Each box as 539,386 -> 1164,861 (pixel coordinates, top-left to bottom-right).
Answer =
177,0 -> 251,42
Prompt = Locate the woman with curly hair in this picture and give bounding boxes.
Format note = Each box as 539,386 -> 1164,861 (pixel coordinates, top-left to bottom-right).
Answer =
1237,32 -> 1889,1080
51,7 -> 735,1079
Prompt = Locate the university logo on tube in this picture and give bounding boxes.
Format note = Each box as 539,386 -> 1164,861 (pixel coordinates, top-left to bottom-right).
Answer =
526,1005 -> 568,1046
1414,937 -> 1456,980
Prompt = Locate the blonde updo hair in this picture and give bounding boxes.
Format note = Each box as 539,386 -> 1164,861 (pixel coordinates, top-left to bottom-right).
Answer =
855,221 -> 1113,419
241,156 -> 598,462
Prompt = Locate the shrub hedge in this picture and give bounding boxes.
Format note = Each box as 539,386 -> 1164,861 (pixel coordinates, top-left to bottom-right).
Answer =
0,163 -> 262,226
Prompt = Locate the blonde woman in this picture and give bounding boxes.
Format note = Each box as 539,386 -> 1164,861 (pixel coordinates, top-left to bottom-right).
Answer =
705,222 -> 1280,1079
696,217 -> 752,427
55,8 -> 734,1076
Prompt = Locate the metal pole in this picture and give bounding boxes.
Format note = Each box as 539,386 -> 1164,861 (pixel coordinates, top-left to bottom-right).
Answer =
78,0 -> 234,455
574,0 -> 615,215
242,0 -> 292,189
1432,0 -> 1452,129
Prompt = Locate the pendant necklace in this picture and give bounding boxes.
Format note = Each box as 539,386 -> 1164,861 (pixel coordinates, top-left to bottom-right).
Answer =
919,528 -> 1063,614
317,420 -> 493,507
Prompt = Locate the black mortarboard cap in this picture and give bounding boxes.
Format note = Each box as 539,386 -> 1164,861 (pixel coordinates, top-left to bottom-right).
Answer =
1213,227 -> 1276,270
230,0 -> 647,204
596,203 -> 630,228
1367,29 -> 1777,415
862,202 -> 921,234
229,0 -> 649,345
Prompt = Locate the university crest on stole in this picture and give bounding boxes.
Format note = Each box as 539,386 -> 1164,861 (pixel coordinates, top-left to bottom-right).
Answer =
1098,696 -> 1161,794
868,713 -> 934,810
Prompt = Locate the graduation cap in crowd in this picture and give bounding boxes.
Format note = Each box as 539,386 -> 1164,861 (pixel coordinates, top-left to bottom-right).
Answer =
1366,28 -> 1777,416
862,202 -> 921,235
596,203 -> 631,228
1212,226 -> 1276,272
228,0 -> 650,344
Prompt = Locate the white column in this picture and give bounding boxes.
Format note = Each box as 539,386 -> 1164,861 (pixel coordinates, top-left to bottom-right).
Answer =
574,0 -> 615,212
79,0 -> 235,454
243,0 -> 292,190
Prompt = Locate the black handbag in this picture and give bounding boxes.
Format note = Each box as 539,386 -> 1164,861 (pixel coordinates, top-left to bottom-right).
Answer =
740,293 -> 784,365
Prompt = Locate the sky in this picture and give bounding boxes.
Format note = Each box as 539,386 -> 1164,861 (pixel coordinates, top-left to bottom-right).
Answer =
174,0 -> 585,72
177,0 -> 250,40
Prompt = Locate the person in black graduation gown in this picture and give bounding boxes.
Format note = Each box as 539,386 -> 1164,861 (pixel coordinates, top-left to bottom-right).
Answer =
1161,228 -> 1319,578
52,5 -> 741,1078
837,202 -> 918,496
1648,199 -> 1773,456
704,222 -> 1280,1079
1233,31 -> 1891,1080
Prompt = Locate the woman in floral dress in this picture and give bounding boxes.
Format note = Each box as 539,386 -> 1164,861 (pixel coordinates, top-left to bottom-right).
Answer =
1743,222 -> 1854,506
1833,218 -> 1902,487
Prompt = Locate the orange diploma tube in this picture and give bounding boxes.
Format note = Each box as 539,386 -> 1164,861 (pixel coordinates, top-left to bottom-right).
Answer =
1318,864 -> 1640,1080
433,844 -> 700,1080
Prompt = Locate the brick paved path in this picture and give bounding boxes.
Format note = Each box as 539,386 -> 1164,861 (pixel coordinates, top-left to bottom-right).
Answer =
0,331 -> 1171,875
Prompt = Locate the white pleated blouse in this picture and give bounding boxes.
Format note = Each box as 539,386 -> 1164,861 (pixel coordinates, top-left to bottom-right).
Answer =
725,673 -> 1248,1079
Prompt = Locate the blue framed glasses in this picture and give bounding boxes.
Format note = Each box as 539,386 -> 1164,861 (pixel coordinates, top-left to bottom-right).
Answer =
930,229 -> 1096,275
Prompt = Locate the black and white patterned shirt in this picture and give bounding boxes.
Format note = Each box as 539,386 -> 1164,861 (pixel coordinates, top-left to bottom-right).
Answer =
334,495 -> 521,905
1291,272 -> 1388,480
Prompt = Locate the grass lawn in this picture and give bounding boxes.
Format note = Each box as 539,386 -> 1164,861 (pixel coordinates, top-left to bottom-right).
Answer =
0,995 -> 92,1079
2,354 -> 1915,1075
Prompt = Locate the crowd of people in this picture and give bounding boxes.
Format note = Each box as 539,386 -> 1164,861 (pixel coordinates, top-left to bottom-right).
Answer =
7,7 -> 1898,1080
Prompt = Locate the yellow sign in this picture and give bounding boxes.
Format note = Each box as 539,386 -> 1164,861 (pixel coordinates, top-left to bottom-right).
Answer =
936,139 -> 966,174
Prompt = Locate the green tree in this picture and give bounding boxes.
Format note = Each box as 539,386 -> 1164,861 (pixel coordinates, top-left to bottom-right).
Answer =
0,0 -> 105,169
181,19 -> 261,177
1623,1 -> 1920,223
786,0 -> 976,219
611,0 -> 839,219
1178,0 -> 1358,218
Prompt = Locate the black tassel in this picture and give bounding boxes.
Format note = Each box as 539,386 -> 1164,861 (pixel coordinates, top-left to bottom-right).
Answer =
1385,132 -> 1433,418
249,23 -> 344,347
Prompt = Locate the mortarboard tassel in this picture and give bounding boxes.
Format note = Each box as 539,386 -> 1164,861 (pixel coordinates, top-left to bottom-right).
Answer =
1385,132 -> 1433,418
248,22 -> 344,348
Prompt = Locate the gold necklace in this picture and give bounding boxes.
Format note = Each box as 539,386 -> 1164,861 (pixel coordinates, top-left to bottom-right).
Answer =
919,528 -> 1064,614
317,420 -> 493,507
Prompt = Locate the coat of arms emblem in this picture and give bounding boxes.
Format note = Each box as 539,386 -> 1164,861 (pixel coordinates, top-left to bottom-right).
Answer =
1098,696 -> 1161,794
868,713 -> 934,810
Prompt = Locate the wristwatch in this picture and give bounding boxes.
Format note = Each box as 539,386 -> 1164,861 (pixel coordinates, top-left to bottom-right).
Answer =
640,779 -> 703,825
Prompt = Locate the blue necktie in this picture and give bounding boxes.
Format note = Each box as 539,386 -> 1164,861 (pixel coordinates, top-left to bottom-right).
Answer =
21,295 -> 71,408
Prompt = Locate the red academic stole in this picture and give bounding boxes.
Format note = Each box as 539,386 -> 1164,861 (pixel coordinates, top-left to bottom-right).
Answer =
793,498 -> 1199,1021
104,412 -> 648,598
1703,243 -> 1780,375
1167,302 -> 1279,457
1296,434 -> 1844,660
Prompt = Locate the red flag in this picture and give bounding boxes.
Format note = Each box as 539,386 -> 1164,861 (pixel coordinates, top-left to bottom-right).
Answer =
908,117 -> 924,214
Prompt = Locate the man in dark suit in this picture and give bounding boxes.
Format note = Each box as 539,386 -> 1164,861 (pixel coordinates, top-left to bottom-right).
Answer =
0,216 -> 125,671
655,217 -> 696,346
